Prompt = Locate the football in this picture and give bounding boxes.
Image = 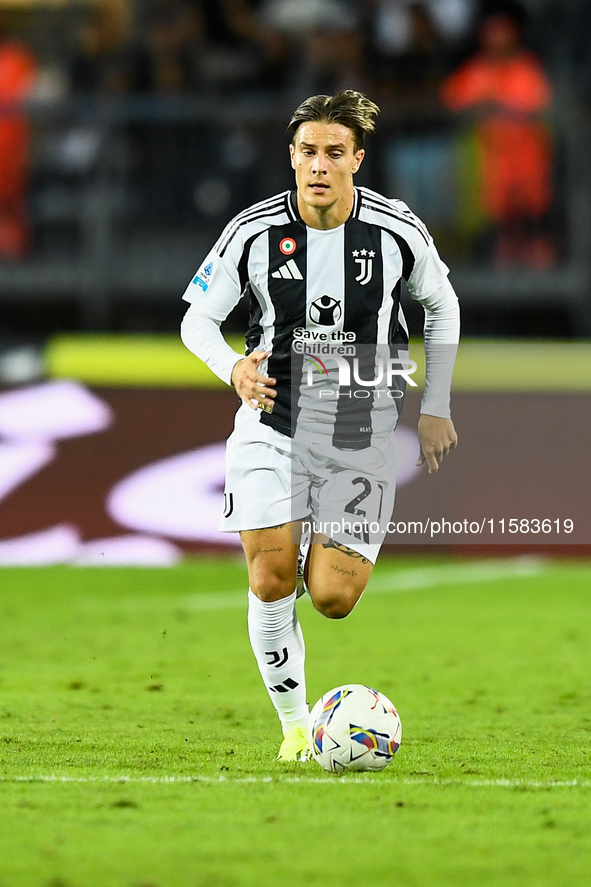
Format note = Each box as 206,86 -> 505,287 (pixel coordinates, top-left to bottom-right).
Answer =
308,684 -> 402,773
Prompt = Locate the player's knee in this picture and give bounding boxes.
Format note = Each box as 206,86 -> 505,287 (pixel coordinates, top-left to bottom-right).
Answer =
311,589 -> 359,620
249,566 -> 296,602
315,598 -> 354,619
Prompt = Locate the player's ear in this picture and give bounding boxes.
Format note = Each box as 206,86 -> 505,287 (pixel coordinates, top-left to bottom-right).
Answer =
289,142 -> 296,169
352,149 -> 365,174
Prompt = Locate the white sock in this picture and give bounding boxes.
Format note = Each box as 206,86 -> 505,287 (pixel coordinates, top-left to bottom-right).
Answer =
247,589 -> 309,733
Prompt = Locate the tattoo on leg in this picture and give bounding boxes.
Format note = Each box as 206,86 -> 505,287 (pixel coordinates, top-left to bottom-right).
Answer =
331,564 -> 357,577
321,539 -> 369,564
257,547 -> 283,554
266,523 -> 287,530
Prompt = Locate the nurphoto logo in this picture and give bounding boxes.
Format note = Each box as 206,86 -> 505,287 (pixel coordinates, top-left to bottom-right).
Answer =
302,353 -> 418,389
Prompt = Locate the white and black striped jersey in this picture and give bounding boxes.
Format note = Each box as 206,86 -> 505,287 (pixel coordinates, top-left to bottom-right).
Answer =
181,186 -> 459,441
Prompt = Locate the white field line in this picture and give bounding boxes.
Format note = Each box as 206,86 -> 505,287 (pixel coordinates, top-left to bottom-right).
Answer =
77,557 -> 548,613
182,557 -> 547,610
1,774 -> 588,789
367,555 -> 545,594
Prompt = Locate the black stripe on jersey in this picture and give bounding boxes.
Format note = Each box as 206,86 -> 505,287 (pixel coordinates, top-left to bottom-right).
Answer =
218,205 -> 287,258
360,196 -> 430,246
287,190 -> 299,222
240,231 -> 265,357
395,204 -> 430,243
382,228 -> 415,282
245,285 -> 263,356
342,218 -> 385,341
330,353 -> 374,449
389,280 -> 408,346
331,220 -> 385,448
215,194 -> 286,254
216,195 -> 289,257
260,223 -> 308,437
217,192 -> 287,244
358,187 -> 430,236
238,231 -> 262,295
359,188 -> 430,242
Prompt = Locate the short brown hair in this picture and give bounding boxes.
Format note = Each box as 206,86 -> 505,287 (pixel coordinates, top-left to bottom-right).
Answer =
288,90 -> 380,153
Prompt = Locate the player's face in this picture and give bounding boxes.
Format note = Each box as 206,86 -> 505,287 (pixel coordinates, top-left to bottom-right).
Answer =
290,122 -> 364,218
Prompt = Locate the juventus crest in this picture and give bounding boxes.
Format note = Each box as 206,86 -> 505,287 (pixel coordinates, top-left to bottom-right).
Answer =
352,249 -> 375,286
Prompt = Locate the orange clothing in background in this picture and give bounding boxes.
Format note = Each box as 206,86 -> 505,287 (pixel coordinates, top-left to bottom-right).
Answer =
0,40 -> 37,258
441,52 -> 552,222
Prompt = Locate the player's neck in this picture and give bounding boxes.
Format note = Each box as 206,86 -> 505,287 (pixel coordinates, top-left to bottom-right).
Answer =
296,186 -> 355,230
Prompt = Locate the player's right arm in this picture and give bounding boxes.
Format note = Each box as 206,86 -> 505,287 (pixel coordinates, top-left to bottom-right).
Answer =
229,352 -> 276,410
180,229 -> 276,409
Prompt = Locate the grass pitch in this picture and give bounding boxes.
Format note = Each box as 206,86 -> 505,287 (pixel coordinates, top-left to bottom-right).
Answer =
1,555 -> 590,887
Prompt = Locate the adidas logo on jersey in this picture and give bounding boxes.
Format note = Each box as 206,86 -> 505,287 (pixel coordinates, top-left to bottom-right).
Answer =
272,259 -> 303,280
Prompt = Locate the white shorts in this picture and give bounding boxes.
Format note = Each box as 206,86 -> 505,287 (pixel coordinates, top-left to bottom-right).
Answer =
221,405 -> 396,564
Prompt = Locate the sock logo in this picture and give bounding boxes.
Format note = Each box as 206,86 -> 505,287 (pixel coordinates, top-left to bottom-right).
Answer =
265,647 -> 289,668
268,677 -> 299,693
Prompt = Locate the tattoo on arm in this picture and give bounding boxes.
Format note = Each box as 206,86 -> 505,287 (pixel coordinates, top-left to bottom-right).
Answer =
321,539 -> 369,564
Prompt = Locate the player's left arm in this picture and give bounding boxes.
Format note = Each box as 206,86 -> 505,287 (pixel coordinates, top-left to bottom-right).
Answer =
416,413 -> 458,474
404,223 -> 460,474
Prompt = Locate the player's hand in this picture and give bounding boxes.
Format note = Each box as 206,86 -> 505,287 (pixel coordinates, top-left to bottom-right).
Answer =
231,351 -> 277,410
416,414 -> 458,474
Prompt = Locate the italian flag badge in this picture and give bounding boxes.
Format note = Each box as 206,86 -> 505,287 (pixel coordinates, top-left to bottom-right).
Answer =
279,237 -> 296,255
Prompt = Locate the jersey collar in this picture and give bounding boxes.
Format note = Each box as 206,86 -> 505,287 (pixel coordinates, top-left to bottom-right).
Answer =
289,187 -> 361,226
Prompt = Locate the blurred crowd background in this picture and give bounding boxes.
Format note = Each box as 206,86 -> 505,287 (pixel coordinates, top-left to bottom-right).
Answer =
1,0 -> 591,378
